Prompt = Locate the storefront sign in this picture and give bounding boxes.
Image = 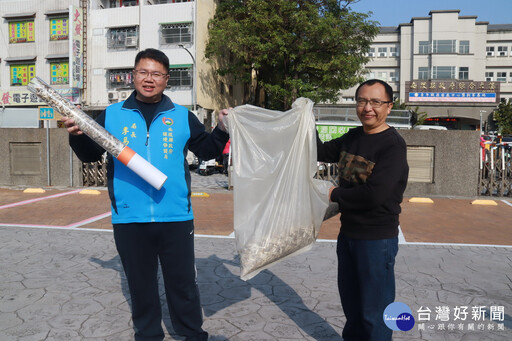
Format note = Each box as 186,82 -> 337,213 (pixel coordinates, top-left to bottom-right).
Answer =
70,5 -> 83,89
316,124 -> 355,142
1,88 -> 79,106
406,81 -> 499,104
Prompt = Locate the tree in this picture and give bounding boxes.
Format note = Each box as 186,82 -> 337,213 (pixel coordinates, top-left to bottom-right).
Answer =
205,0 -> 379,110
493,99 -> 512,135
392,99 -> 427,127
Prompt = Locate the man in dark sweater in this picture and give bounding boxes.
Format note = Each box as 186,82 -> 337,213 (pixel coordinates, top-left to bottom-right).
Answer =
317,79 -> 409,341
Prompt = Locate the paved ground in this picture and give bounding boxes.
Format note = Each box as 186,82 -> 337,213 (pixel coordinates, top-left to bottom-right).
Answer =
0,173 -> 511,340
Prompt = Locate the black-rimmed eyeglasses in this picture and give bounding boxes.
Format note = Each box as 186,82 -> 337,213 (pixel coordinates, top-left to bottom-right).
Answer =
356,98 -> 392,108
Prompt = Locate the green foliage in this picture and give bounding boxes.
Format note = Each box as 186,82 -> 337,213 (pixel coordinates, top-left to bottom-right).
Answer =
205,0 -> 379,110
392,99 -> 427,127
494,99 -> 512,135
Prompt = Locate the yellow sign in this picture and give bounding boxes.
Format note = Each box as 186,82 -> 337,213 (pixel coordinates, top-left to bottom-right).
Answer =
191,192 -> 210,197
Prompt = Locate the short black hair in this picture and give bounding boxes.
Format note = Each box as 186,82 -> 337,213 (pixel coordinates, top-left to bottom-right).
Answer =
134,48 -> 170,73
355,79 -> 393,102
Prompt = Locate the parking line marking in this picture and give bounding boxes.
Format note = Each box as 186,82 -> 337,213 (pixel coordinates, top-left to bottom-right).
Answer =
0,189 -> 82,210
502,200 -> 512,207
0,212 -> 111,230
68,212 -> 112,228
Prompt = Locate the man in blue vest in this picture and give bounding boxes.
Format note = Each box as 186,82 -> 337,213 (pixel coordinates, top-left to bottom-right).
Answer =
64,48 -> 229,341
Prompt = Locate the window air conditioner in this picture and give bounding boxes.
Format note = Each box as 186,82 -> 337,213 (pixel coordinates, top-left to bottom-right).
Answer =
119,90 -> 131,99
108,91 -> 118,100
125,37 -> 138,47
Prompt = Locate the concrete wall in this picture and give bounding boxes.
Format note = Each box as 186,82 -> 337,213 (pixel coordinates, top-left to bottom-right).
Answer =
398,129 -> 480,197
0,128 -> 82,187
0,128 -> 480,197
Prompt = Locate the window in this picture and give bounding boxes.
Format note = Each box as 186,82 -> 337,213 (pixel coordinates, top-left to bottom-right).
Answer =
390,71 -> 399,82
154,0 -> 194,3
485,72 -> 494,81
107,69 -> 135,89
169,66 -> 192,87
50,61 -> 69,85
10,64 -> 36,86
432,40 -> 456,54
418,67 -> 429,80
375,72 -> 387,81
9,20 -> 35,43
486,46 -> 495,56
497,72 -> 507,82
367,48 -> 375,57
160,23 -> 192,45
378,47 -> 387,57
389,47 -> 399,57
419,41 -> 430,54
459,40 -> 470,54
120,0 -> 138,6
365,72 -> 375,80
498,46 -> 508,57
50,18 -> 68,41
432,66 -> 455,80
510,72 -> 512,82
458,67 -> 469,80
107,27 -> 138,49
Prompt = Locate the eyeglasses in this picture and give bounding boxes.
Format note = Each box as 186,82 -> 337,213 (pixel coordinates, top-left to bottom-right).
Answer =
133,69 -> 168,81
356,98 -> 392,108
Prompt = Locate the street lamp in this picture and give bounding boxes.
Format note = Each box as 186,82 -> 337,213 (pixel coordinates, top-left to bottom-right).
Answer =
178,44 -> 196,112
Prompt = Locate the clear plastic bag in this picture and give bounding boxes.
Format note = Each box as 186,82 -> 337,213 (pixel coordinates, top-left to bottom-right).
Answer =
228,97 -> 333,280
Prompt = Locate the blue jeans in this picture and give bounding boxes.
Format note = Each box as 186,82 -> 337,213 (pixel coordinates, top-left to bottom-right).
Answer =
337,233 -> 399,341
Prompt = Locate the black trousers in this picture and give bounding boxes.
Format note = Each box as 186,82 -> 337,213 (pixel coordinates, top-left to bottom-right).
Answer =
113,221 -> 207,341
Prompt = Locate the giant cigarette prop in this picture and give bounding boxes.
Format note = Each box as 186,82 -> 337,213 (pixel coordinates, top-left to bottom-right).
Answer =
28,77 -> 167,190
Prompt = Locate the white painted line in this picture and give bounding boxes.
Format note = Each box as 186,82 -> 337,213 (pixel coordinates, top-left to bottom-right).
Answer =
1,225 -> 510,248
0,189 -> 82,210
398,225 -> 407,244
398,241 -> 512,248
195,233 -> 235,239
502,199 -> 512,207
68,212 -> 112,228
0,223 -> 112,233
0,212 -> 111,230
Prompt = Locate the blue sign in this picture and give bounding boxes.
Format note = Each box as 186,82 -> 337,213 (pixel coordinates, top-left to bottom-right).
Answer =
39,107 -> 55,120
409,92 -> 496,103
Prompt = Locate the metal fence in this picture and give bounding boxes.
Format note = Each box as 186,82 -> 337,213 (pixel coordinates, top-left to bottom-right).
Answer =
82,158 -> 107,187
81,143 -> 511,198
479,142 -> 512,196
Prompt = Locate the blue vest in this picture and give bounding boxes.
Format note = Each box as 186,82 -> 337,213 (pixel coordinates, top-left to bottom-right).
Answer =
105,100 -> 193,224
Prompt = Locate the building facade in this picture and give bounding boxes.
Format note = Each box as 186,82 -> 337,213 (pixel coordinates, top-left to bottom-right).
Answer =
86,0 -> 242,122
339,10 -> 512,131
0,0 -> 82,128
0,0 -> 242,129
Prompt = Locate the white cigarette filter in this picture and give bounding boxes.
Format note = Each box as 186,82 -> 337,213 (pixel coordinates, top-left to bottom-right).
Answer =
28,77 -> 168,190
117,147 -> 167,190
